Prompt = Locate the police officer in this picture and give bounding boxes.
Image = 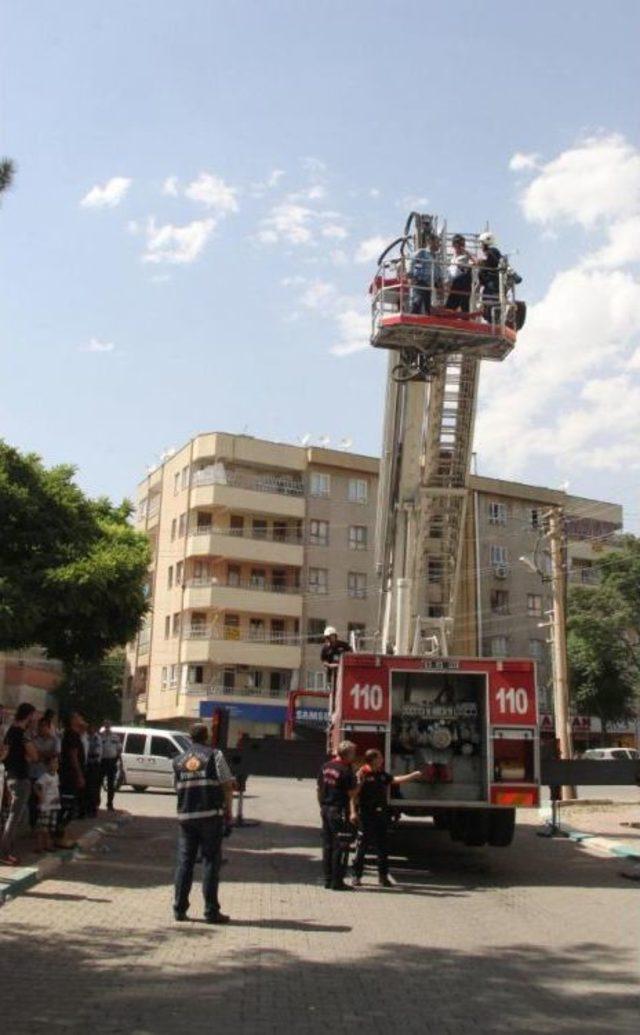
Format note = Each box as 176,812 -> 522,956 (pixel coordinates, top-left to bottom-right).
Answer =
352,749 -> 423,887
173,722 -> 234,924
317,740 -> 358,890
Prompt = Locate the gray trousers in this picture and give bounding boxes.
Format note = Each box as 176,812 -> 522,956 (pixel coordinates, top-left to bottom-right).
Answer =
1,777 -> 31,855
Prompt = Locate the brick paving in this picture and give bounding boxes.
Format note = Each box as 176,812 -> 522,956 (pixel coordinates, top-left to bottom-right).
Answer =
1,778 -> 638,1034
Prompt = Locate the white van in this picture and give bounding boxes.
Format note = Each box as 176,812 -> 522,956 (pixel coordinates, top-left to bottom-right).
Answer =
583,748 -> 639,761
111,726 -> 192,791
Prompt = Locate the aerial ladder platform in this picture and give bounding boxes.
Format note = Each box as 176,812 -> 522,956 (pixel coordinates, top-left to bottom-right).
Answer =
371,212 -> 525,657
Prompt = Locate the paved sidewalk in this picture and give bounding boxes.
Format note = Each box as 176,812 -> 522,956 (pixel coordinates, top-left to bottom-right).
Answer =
555,802 -> 640,859
0,780 -> 638,1035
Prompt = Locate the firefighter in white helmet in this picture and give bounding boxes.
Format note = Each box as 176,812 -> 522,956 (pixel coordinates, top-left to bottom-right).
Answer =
478,231 -> 503,323
321,626 -> 352,695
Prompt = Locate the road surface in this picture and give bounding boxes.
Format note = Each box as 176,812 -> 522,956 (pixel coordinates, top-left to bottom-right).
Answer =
0,778 -> 638,1034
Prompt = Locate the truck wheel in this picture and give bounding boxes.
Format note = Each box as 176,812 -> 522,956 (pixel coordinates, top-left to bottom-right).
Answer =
132,785 -> 148,793
462,810 -> 489,847
449,811 -> 466,842
432,811 -> 450,831
488,808 -> 516,847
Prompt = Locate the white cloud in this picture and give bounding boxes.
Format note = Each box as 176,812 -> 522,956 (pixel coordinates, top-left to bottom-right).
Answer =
141,216 -> 216,264
266,169 -> 285,188
354,235 -> 387,264
301,280 -> 336,309
582,214 -> 640,269
257,202 -> 313,244
519,134 -> 640,227
508,152 -> 540,172
184,172 -> 239,213
369,188 -> 381,198
80,176 -> 131,209
330,308 -> 370,356
162,176 -> 179,197
321,224 -> 348,240
79,337 -> 115,353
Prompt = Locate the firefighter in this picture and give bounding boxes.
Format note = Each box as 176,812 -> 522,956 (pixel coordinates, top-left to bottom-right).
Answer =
478,231 -> 503,323
317,740 -> 359,890
172,722 -> 234,924
321,626 -> 351,696
408,235 -> 441,315
352,748 -> 423,888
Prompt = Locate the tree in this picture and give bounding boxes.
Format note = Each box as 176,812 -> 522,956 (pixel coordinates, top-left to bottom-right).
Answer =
0,158 -> 15,199
0,442 -> 150,665
596,534 -> 640,678
56,650 -> 126,724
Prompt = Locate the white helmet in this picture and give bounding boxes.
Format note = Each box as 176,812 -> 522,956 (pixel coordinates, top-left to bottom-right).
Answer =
479,231 -> 495,246
323,625 -> 337,637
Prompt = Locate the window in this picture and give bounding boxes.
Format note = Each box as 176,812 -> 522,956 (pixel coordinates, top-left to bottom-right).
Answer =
174,471 -> 180,495
230,514 -> 244,536
273,521 -> 287,542
348,622 -> 366,646
181,466 -> 190,491
308,568 -> 328,594
247,669 -> 264,689
529,639 -> 545,662
224,614 -> 240,639
227,564 -> 241,587
307,670 -> 327,691
167,566 -> 173,589
428,605 -> 444,617
270,671 -> 284,693
271,619 -> 285,642
310,472 -> 330,498
124,733 -> 146,755
151,736 -> 180,759
164,615 -> 170,639
348,572 -> 367,598
249,618 -> 265,641
308,618 -> 326,643
252,518 -> 268,540
488,501 -> 507,526
191,611 -> 207,636
161,666 -> 168,690
490,636 -> 508,657
530,508 -> 541,530
178,513 -> 187,537
171,518 -> 177,541
348,478 -> 368,504
272,569 -> 287,591
188,665 -> 204,684
138,498 -> 148,520
349,525 -> 368,550
309,519 -> 329,546
172,613 -> 181,636
428,558 -> 443,583
223,668 -> 236,690
250,568 -> 267,589
176,561 -> 184,586
196,511 -> 212,531
490,590 -> 509,614
169,664 -> 178,686
527,594 -> 542,616
490,545 -> 508,566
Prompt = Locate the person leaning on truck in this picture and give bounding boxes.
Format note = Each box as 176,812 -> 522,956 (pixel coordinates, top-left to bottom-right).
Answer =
320,626 -> 351,695
352,749 -> 424,888
317,740 -> 359,891
172,722 -> 234,924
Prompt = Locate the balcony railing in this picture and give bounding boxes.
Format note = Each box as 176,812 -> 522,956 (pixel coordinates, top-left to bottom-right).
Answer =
185,577 -> 301,595
188,525 -> 303,545
192,467 -> 304,497
569,568 -> 600,586
183,683 -> 289,699
185,626 -> 301,646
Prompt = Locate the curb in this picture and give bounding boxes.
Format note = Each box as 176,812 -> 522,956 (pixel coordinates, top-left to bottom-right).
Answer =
537,807 -> 640,860
0,812 -> 131,906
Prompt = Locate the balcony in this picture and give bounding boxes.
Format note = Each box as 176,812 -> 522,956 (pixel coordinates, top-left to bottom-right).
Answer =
186,527 -> 303,567
183,683 -> 289,700
569,567 -> 600,586
183,578 -> 303,617
190,468 -> 305,518
180,632 -> 301,669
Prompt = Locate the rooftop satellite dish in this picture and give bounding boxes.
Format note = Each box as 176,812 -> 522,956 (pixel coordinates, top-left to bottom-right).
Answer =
338,437 -> 353,450
318,435 -> 331,447
298,433 -> 312,446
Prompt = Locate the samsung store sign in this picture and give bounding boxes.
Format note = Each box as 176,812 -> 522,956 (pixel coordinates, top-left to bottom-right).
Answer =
200,701 -> 287,724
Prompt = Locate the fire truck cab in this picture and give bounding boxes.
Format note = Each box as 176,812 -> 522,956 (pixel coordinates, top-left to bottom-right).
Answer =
330,652 -> 540,848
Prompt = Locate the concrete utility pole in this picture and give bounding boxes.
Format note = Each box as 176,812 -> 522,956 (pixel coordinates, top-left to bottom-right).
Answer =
547,507 -> 576,800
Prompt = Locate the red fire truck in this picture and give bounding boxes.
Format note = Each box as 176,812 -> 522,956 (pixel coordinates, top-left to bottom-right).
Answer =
329,653 -> 540,847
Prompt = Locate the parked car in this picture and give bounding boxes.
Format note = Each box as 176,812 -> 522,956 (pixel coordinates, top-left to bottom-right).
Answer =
111,726 -> 191,791
582,748 -> 639,761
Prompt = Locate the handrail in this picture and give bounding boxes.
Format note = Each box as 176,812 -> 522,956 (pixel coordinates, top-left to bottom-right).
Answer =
183,683 -> 290,699
192,467 -> 304,496
188,526 -> 303,545
185,577 -> 301,595
184,627 -> 302,646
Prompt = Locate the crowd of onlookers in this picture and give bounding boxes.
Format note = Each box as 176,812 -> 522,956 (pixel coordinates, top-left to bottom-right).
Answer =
0,703 -> 122,866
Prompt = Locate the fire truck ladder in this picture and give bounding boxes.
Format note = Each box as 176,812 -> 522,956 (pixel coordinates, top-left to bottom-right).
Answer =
376,351 -> 480,657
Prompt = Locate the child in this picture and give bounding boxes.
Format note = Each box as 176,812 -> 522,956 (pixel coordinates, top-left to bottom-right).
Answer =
34,755 -> 61,853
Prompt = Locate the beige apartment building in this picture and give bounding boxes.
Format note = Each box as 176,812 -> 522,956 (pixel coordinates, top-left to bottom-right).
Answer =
124,433 -> 622,739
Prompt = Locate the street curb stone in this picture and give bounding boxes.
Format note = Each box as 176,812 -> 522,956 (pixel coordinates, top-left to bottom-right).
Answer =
0,812 -> 131,906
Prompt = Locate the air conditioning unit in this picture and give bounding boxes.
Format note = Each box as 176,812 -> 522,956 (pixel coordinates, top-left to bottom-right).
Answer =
493,564 -> 509,579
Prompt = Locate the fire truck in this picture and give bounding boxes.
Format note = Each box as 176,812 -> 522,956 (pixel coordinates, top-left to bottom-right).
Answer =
328,211 -> 540,848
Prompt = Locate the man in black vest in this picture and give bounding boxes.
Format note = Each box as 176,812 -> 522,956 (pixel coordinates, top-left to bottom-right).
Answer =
173,723 -> 234,924
317,740 -> 358,890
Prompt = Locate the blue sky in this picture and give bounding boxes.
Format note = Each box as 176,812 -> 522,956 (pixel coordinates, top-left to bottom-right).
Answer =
2,1 -> 640,529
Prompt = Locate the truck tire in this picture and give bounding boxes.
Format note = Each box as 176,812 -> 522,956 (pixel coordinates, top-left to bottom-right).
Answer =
132,785 -> 148,793
488,808 -> 516,847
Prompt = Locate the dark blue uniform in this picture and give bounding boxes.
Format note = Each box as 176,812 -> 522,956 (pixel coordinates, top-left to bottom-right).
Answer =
172,743 -> 230,920
317,757 -> 356,889
352,764 -> 393,880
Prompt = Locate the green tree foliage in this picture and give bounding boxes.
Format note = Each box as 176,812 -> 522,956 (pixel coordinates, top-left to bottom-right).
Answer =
567,535 -> 640,730
0,442 -> 150,665
0,158 -> 15,198
56,650 -> 126,725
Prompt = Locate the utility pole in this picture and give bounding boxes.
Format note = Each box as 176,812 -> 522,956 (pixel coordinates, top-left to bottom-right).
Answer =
547,507 -> 576,800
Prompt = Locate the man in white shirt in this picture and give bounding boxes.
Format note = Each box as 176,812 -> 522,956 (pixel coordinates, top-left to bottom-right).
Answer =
100,719 -> 122,812
446,234 -> 473,313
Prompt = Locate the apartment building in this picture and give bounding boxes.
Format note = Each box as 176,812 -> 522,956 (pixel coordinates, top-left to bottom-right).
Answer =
124,434 -> 378,740
123,432 -> 622,739
465,475 -> 623,711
